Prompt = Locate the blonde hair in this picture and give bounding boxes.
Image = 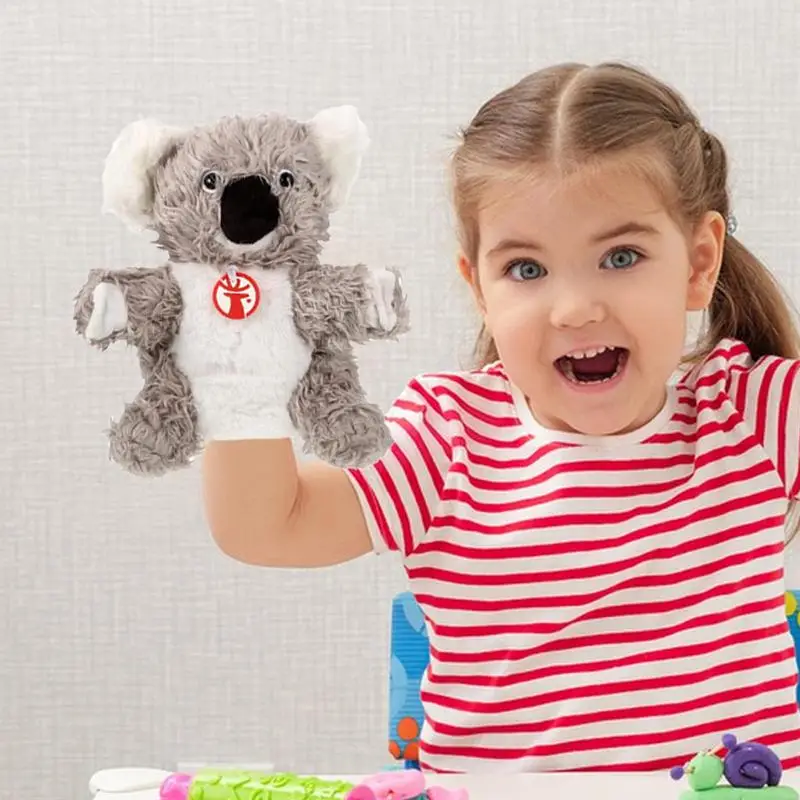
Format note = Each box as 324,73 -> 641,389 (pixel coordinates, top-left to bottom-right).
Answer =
451,61 -> 800,538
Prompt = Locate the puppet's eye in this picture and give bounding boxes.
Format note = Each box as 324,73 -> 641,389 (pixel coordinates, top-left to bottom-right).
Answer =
278,170 -> 295,189
201,171 -> 221,192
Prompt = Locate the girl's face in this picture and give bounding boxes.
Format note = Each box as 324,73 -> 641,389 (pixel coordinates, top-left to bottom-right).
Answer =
460,159 -> 726,437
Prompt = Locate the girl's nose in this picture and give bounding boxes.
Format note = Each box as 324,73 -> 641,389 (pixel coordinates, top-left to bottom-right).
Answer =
549,286 -> 607,329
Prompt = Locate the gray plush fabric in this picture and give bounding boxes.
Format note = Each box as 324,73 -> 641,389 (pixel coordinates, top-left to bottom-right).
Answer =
73,110 -> 409,475
74,265 -> 200,475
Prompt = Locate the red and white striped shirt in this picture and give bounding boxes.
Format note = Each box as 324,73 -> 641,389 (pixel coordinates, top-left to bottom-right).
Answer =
346,338 -> 800,774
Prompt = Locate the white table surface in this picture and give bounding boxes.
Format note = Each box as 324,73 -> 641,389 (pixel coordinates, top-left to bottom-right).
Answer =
89,768 -> 800,800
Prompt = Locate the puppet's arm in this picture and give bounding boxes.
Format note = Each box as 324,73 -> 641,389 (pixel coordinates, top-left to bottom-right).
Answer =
290,262 -> 409,347
73,265 -> 182,351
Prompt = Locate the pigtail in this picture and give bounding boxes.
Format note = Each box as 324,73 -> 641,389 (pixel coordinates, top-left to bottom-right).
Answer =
700,235 -> 800,362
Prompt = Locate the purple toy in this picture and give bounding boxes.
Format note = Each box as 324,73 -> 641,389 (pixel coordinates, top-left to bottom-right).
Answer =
721,733 -> 783,788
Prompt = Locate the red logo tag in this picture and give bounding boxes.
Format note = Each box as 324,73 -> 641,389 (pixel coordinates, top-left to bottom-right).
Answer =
212,269 -> 261,320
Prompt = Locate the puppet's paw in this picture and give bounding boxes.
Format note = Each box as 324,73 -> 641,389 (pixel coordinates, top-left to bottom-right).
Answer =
309,403 -> 392,467
85,282 -> 128,341
107,398 -> 199,476
364,268 -> 401,334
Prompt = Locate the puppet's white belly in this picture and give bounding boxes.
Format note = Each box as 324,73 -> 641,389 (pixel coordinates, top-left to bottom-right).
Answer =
169,263 -> 312,439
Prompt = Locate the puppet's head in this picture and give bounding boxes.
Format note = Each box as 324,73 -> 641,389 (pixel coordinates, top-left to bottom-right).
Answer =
100,105 -> 369,267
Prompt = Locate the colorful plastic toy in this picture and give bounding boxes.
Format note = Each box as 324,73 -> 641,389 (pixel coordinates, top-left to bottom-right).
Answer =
669,734 -> 798,800
88,767 -> 468,800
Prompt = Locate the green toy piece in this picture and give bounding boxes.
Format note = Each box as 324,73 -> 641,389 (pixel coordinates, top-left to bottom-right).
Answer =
683,751 -> 726,793
187,770 -> 357,799
670,734 -> 799,800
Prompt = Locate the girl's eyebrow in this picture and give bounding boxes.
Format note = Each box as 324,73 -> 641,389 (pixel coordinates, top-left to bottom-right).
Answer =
486,221 -> 660,258
589,220 -> 661,243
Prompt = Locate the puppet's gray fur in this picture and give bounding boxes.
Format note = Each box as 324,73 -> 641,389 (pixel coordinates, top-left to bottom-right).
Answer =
74,110 -> 409,475
74,265 -> 199,474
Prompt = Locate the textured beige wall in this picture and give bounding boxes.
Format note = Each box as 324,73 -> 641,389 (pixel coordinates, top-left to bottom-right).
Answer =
2,0 -> 798,797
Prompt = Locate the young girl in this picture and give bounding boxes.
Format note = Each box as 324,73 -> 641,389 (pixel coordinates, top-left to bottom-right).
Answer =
202,61 -> 800,774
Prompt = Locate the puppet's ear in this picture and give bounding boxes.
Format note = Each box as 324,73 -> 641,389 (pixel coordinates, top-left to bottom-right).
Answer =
307,105 -> 370,211
101,119 -> 186,231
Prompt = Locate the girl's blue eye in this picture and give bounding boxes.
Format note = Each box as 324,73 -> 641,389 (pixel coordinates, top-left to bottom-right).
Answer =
603,248 -> 641,270
507,260 -> 545,281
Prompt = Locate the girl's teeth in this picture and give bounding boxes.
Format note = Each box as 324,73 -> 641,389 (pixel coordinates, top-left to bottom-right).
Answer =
557,348 -> 627,384
569,345 -> 612,359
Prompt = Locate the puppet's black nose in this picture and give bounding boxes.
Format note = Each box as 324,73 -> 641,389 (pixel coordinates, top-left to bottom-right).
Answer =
220,175 -> 280,245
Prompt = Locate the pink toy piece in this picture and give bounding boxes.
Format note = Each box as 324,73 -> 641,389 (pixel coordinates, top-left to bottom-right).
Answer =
346,770 -> 426,800
427,787 -> 469,800
345,788 -> 378,800
159,772 -> 192,800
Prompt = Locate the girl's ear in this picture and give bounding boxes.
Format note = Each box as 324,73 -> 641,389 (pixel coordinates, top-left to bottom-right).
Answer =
686,210 -> 726,310
457,253 -> 486,313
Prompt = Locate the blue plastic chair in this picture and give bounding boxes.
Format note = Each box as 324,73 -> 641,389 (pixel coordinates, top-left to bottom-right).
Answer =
785,590 -> 800,699
388,590 -> 800,766
388,592 -> 429,769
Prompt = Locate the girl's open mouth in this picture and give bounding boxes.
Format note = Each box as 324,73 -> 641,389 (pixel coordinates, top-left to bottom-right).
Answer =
555,346 -> 629,385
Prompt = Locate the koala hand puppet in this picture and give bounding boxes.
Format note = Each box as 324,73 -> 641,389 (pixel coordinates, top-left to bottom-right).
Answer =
73,106 -> 409,476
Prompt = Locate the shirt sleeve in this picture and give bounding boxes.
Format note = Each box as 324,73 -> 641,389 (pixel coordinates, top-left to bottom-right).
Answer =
345,375 -> 454,557
734,352 -> 800,500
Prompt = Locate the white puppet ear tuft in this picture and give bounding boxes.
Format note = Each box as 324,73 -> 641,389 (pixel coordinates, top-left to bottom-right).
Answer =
101,119 -> 186,231
307,105 -> 370,212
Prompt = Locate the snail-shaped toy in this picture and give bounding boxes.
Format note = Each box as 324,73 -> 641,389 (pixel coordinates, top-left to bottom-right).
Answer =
670,734 -> 798,800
